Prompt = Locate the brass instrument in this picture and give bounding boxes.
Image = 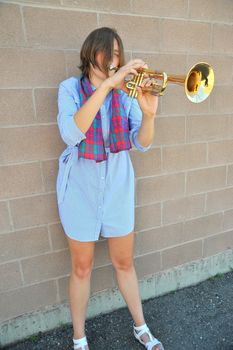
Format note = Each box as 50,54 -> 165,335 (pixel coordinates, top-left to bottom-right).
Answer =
125,62 -> 214,103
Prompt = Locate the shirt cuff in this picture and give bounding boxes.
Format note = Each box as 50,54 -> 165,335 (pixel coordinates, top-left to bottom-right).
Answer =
130,129 -> 152,152
60,114 -> 86,147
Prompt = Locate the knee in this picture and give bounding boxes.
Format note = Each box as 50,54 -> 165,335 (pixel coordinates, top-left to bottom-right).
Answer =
71,260 -> 93,279
112,257 -> 134,272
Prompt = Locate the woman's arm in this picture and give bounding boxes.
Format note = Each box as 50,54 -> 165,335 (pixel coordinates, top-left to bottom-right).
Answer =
57,59 -> 147,147
128,97 -> 153,152
73,80 -> 112,134
73,59 -> 146,134
134,78 -> 158,148
137,114 -> 155,148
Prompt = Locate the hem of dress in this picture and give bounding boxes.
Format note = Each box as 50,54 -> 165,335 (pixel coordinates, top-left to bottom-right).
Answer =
63,230 -> 100,242
100,225 -> 135,238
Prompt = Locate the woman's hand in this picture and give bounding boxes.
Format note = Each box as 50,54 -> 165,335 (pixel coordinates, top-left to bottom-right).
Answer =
136,77 -> 159,118
103,59 -> 159,118
103,59 -> 147,93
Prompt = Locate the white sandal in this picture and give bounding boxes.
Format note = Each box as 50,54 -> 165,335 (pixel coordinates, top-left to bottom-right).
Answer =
73,335 -> 89,350
133,322 -> 165,350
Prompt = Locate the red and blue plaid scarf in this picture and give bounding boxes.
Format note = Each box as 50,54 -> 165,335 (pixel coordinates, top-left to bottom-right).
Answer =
77,75 -> 132,162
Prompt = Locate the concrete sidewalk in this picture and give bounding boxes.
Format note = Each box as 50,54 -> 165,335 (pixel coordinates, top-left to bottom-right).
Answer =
3,270 -> 233,350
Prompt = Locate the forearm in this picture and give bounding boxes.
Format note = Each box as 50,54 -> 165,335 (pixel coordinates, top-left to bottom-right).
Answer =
137,113 -> 155,147
73,81 -> 112,134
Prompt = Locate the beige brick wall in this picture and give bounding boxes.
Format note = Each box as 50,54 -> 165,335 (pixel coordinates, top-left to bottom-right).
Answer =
0,0 -> 233,325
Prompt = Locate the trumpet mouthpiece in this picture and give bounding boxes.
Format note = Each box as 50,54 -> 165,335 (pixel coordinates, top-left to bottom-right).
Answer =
108,64 -> 118,72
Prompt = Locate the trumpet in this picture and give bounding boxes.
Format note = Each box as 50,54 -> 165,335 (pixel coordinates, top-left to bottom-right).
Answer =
124,62 -> 214,103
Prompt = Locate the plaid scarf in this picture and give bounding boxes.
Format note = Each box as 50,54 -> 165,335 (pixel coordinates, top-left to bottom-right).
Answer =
77,75 -> 132,162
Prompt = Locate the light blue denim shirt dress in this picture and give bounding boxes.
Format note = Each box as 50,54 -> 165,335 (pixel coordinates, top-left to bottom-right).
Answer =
56,76 -> 152,242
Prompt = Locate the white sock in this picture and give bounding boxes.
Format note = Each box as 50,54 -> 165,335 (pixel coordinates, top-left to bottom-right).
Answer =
134,322 -> 147,331
73,335 -> 87,343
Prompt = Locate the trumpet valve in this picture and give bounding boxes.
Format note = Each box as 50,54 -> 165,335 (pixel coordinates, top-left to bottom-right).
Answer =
125,71 -> 145,98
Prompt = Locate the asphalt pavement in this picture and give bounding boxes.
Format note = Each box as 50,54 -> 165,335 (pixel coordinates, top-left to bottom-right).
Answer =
3,270 -> 233,350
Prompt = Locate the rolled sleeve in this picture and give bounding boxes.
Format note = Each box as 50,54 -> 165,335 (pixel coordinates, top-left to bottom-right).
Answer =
57,82 -> 86,147
128,98 -> 152,152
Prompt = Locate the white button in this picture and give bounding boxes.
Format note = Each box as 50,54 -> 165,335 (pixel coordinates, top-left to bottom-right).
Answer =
99,206 -> 101,208
101,176 -> 104,179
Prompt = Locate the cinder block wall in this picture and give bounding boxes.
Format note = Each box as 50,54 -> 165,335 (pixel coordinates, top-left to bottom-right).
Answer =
0,0 -> 233,335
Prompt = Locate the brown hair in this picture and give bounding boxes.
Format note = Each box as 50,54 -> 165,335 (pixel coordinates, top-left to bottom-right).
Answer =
78,27 -> 125,79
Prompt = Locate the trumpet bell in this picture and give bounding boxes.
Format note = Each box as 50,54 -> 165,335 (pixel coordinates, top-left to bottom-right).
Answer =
185,62 -> 214,103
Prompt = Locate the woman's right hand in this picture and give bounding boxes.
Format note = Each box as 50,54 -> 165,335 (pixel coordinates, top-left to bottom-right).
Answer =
103,59 -> 147,93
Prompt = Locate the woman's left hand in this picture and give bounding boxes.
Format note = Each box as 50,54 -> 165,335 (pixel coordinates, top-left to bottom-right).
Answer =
135,62 -> 159,118
136,77 -> 159,118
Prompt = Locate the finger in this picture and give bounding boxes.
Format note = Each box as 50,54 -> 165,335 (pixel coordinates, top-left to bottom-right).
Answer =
145,79 -> 154,87
123,68 -> 139,77
130,68 -> 139,76
130,62 -> 147,69
142,77 -> 151,82
121,63 -> 142,71
136,86 -> 142,95
140,78 -> 151,87
128,63 -> 148,76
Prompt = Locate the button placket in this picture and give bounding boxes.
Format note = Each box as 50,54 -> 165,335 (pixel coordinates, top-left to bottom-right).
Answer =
101,105 -> 105,118
98,164 -> 106,212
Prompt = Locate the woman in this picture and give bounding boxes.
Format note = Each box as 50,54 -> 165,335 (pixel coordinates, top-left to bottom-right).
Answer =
56,27 -> 164,350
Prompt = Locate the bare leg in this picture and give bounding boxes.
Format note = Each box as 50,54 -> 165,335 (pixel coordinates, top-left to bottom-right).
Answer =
67,236 -> 96,350
107,232 -> 160,350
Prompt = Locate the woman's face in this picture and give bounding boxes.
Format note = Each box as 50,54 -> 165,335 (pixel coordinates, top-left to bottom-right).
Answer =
90,39 -> 120,80
108,39 -> 120,76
